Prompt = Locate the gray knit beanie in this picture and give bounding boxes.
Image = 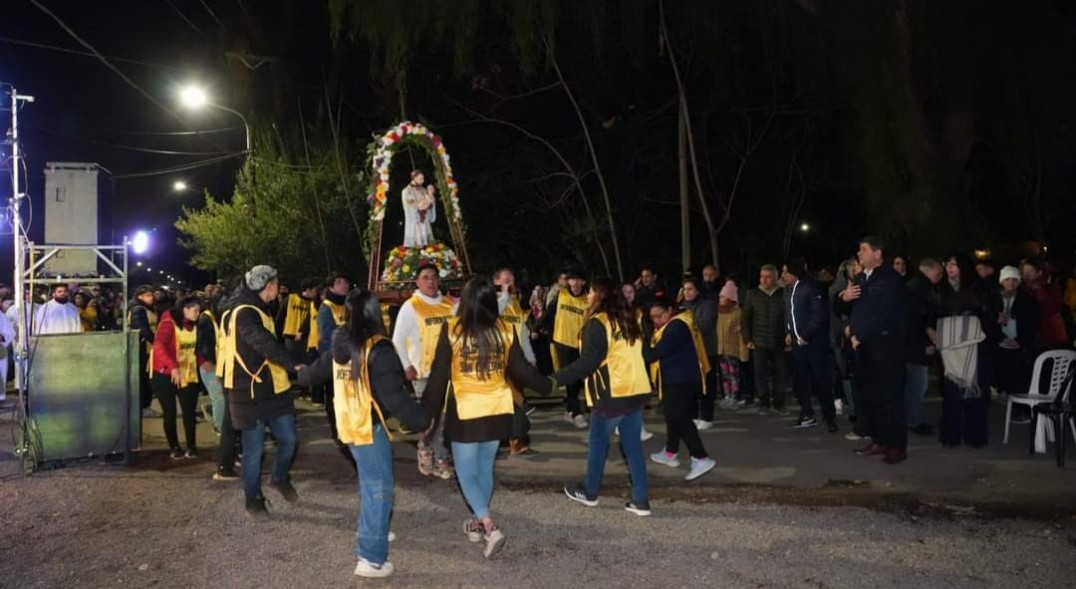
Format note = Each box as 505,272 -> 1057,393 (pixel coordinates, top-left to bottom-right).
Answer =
245,265 -> 279,291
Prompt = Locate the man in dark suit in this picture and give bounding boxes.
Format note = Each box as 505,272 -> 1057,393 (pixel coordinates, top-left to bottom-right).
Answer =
841,236 -> 908,464
782,257 -> 837,432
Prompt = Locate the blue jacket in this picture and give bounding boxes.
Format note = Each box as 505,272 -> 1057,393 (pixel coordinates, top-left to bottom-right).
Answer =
644,318 -> 703,386
849,265 -> 906,344
784,278 -> 829,344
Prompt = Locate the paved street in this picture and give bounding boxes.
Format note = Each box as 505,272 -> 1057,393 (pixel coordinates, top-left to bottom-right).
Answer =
1,395 -> 1075,588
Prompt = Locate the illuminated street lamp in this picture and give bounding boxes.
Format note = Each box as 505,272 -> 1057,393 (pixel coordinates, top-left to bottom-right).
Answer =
178,84 -> 251,154
173,180 -> 188,192
131,230 -> 150,255
800,222 -> 810,233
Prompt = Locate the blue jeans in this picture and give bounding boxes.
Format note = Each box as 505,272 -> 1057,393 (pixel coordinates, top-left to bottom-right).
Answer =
905,363 -> 928,428
451,440 -> 500,520
241,413 -> 298,501
348,425 -> 394,565
585,408 -> 649,505
200,366 -> 225,432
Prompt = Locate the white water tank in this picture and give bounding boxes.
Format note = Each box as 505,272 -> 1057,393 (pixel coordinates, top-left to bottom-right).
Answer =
43,162 -> 99,276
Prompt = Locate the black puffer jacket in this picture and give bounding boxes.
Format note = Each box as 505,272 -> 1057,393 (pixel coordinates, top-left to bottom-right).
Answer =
741,287 -> 785,350
222,288 -> 297,430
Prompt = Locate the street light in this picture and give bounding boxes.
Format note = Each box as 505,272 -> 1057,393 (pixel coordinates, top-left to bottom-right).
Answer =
173,180 -> 188,192
800,222 -> 810,233
178,84 -> 251,154
132,230 -> 150,255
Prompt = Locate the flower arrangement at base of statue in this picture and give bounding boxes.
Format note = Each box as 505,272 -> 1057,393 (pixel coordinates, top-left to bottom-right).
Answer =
381,242 -> 465,283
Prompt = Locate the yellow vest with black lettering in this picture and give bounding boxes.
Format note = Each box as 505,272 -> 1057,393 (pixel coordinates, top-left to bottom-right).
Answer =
552,289 -> 588,348
447,317 -> 516,420
407,296 -> 455,378
583,313 -> 652,408
147,315 -> 199,387
219,304 -> 292,398
332,335 -> 392,446
499,295 -> 527,337
281,293 -> 312,338
649,310 -> 712,399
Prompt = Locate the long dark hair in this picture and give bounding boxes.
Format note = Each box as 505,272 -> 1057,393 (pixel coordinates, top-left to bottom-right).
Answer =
588,277 -> 642,345
454,275 -> 504,380
345,288 -> 386,351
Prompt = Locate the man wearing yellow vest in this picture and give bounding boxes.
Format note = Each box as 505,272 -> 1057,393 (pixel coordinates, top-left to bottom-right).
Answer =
537,267 -> 590,428
315,273 -> 349,428
494,267 -> 538,457
392,264 -> 456,478
278,278 -> 319,361
129,285 -> 159,417
645,298 -> 716,482
219,265 -> 304,516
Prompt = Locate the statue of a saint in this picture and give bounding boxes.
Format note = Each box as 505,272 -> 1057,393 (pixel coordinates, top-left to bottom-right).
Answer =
402,170 -> 437,247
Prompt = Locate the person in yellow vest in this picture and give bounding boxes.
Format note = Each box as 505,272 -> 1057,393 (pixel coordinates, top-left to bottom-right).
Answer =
493,267 -> 539,457
129,285 -> 160,417
556,278 -> 653,516
421,276 -> 554,559
219,265 -> 304,516
299,288 -> 430,578
314,274 -> 349,408
150,296 -> 203,459
278,278 -> 319,359
392,264 -> 456,479
536,267 -> 590,428
644,298 -> 717,482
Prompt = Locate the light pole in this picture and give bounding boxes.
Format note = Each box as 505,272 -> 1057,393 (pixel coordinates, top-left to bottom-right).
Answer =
178,85 -> 251,154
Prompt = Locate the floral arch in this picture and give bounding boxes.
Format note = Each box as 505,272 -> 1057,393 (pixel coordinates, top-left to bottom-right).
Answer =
364,121 -> 471,290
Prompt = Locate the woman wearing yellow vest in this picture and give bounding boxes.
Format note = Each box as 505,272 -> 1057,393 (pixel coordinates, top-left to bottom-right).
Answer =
422,276 -> 554,559
645,298 -> 717,481
150,296 -> 203,459
299,289 -> 429,578
557,278 -> 653,516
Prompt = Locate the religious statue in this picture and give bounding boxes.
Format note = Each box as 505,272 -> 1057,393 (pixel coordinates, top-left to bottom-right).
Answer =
402,170 -> 437,247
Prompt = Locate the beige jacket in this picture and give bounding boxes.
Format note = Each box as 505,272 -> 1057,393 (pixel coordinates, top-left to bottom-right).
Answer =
717,306 -> 749,361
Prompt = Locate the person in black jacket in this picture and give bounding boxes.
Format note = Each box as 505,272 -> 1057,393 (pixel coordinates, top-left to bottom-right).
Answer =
220,266 -> 304,515
741,265 -> 787,412
298,288 -> 429,578
680,278 -> 719,427
128,285 -> 158,415
840,236 -> 908,464
782,257 -> 837,432
993,266 -> 1039,404
904,259 -> 943,437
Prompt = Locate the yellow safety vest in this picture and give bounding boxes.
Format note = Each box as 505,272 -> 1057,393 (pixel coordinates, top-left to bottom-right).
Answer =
147,315 -> 199,388
332,335 -> 392,446
499,295 -> 527,336
447,317 -> 516,420
406,295 -> 455,378
583,313 -> 651,408
281,293 -> 313,338
649,310 -> 712,399
552,288 -> 588,348
308,298 -> 345,351
219,304 -> 292,398
128,305 -> 158,353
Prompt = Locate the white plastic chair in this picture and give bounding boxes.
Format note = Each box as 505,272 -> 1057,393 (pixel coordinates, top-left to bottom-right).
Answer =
1003,349 -> 1076,444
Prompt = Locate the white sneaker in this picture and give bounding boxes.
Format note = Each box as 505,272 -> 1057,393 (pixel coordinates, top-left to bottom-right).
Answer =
483,527 -> 506,559
464,519 -> 483,542
572,414 -> 588,429
693,419 -> 713,431
834,400 -> 844,416
354,558 -> 394,578
650,451 -> 680,468
640,426 -> 654,441
387,531 -> 396,542
564,411 -> 576,425
686,457 -> 716,481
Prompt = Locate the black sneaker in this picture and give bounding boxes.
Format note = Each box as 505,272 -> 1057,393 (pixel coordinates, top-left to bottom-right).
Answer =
269,478 -> 299,502
909,424 -> 935,436
791,416 -> 818,429
564,484 -> 598,507
169,447 -> 184,460
212,467 -> 239,481
624,501 -> 652,516
245,496 -> 269,518
826,419 -> 839,433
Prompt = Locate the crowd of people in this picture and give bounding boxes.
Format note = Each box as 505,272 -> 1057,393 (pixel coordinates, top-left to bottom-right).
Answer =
6,237 -> 1076,578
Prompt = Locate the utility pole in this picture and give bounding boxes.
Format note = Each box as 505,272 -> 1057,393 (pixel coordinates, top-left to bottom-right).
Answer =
679,105 -> 690,275
6,84 -> 35,403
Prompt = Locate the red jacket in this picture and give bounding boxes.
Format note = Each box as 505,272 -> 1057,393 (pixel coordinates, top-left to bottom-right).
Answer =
152,310 -> 204,375
1026,281 -> 1068,349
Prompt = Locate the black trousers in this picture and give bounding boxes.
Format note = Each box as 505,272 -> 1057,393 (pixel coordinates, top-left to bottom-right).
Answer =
217,390 -> 240,471
699,354 -> 718,421
940,342 -> 992,447
150,373 -> 199,450
663,382 -> 708,459
855,334 -> 906,450
138,349 -> 153,410
792,340 -> 835,421
509,403 -> 531,445
554,343 -> 584,416
751,347 -> 787,409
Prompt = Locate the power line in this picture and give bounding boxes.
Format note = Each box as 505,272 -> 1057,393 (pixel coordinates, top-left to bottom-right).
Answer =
165,0 -> 203,34
0,35 -> 188,71
199,0 -> 227,31
27,126 -> 235,156
112,153 -> 245,179
27,123 -> 241,137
